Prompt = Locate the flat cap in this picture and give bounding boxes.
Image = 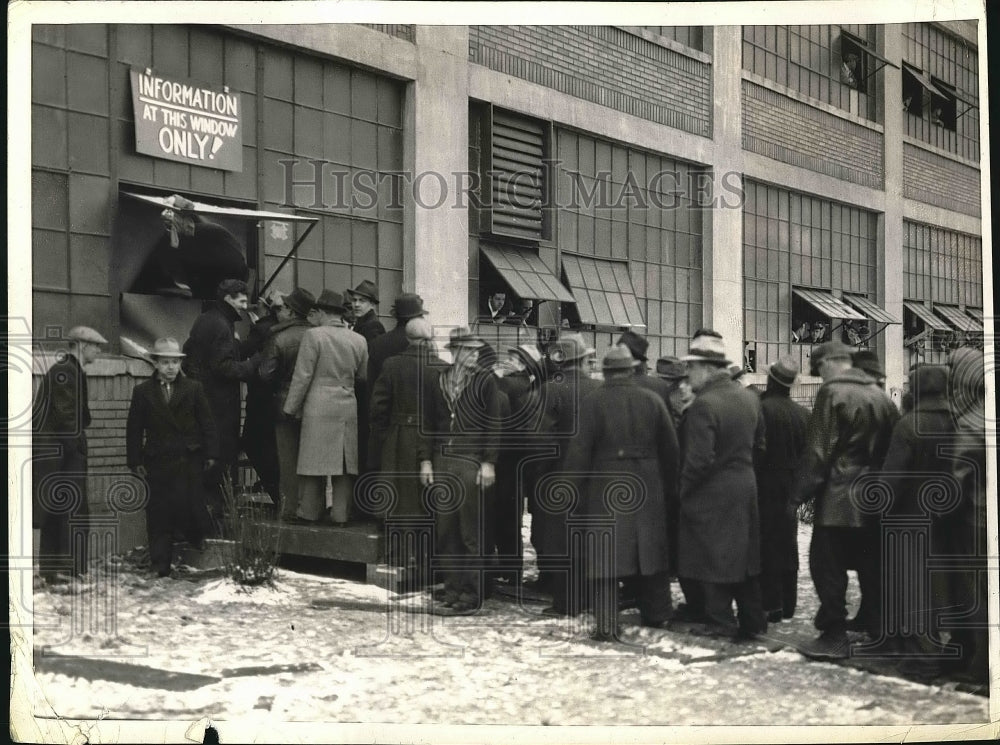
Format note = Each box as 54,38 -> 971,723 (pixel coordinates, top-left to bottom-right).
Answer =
66,326 -> 108,345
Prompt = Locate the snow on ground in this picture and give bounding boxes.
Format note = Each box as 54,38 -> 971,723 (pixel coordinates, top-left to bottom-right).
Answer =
27,522 -> 991,729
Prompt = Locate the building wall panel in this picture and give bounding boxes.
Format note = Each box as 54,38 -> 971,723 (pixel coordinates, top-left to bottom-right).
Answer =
903,142 -> 981,216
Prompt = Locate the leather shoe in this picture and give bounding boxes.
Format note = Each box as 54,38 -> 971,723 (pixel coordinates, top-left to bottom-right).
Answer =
799,631 -> 850,660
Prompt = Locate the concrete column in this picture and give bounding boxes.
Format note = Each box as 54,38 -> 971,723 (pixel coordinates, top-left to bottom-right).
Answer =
880,25 -> 906,392
704,27 -> 745,365
406,26 -> 470,330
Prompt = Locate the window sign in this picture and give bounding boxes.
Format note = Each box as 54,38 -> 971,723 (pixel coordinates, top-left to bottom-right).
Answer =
129,68 -> 243,172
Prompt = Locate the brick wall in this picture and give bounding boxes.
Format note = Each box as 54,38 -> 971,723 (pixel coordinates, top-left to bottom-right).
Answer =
903,142 -> 981,217
358,24 -> 415,43
469,26 -> 712,137
742,80 -> 884,189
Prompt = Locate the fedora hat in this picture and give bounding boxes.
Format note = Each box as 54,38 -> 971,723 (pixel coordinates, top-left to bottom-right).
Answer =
767,355 -> 799,387
602,344 -> 640,371
729,364 -> 747,381
681,330 -> 731,365
548,333 -> 595,364
66,326 -> 108,345
655,356 -> 688,380
391,293 -> 428,320
149,337 -> 186,358
446,326 -> 485,349
346,280 -> 379,304
314,289 -> 347,313
617,329 -> 649,362
283,287 -> 316,317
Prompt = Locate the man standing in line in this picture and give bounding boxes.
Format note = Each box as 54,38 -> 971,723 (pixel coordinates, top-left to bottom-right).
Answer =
347,280 -> 386,344
792,341 -> 899,660
183,279 -> 261,522
563,344 -> 679,641
617,329 -> 674,407
755,355 -> 809,623
33,325 -> 107,583
258,288 -> 316,521
677,330 -> 767,640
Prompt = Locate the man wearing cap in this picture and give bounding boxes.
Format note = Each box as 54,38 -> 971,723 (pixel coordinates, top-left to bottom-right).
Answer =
792,341 -> 899,660
258,288 -> 316,520
531,333 -> 601,611
126,338 -> 218,577
366,293 -> 429,435
284,290 -> 369,525
32,325 -> 107,583
852,350 -> 887,390
654,357 -> 694,432
183,279 -> 261,521
755,355 -> 810,623
677,330 -> 768,640
347,280 -> 386,344
135,194 -> 249,299
420,327 -> 500,613
563,344 -> 680,640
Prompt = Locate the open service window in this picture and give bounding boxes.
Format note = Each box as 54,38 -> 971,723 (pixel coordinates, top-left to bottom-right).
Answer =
791,287 -> 866,345
114,188 -> 316,355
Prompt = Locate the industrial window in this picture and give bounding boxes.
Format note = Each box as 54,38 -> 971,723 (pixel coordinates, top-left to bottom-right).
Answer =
553,129 -> 705,358
743,179 -> 878,373
902,23 -> 979,161
903,220 -> 982,308
560,253 -> 644,330
742,24 -> 879,120
640,26 -> 704,51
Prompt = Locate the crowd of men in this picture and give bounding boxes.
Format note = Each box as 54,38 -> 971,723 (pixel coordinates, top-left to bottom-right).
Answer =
32,273 -> 988,687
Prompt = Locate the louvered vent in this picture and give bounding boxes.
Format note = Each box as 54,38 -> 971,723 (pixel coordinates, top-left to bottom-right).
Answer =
484,108 -> 548,242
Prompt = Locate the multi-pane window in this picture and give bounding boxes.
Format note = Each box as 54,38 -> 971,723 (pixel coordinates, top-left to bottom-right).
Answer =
641,26 -> 704,52
903,23 -> 979,161
555,129 -> 705,359
742,24 -> 878,120
743,180 -> 878,373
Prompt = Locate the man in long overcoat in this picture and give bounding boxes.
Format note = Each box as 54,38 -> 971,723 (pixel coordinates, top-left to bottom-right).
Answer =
792,341 -> 899,660
755,355 -> 809,622
563,344 -> 679,641
369,317 -> 442,568
183,279 -> 260,517
618,329 -> 674,406
258,288 -> 315,520
878,363 -> 955,675
533,333 -> 601,614
33,326 -> 107,582
283,290 -> 368,524
678,330 -> 767,639
126,338 -> 218,577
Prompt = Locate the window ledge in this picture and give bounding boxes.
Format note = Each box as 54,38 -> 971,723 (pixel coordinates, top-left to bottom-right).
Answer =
741,70 -> 884,133
902,134 -> 981,170
615,26 -> 712,65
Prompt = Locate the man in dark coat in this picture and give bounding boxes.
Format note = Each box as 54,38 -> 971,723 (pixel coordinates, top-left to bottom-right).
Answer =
421,327 -> 500,613
792,341 -> 899,660
678,330 -> 767,640
654,356 -> 694,432
366,293 -> 429,467
533,333 -> 601,614
258,288 -> 315,520
183,279 -> 260,518
347,280 -> 386,343
618,329 -> 674,407
946,347 -> 988,687
755,355 -> 809,623
877,363 -> 955,676
126,338 -> 218,577
33,326 -> 107,582
369,317 -> 441,575
563,344 -> 679,641
134,194 -> 248,299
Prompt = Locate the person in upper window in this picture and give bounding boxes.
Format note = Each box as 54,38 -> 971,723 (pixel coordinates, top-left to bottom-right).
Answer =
840,51 -> 861,89
810,321 -> 829,344
481,288 -> 514,324
134,194 -> 249,299
792,320 -> 811,344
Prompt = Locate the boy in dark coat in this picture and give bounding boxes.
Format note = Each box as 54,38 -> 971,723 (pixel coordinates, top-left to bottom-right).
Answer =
127,338 -> 218,577
563,344 -> 679,641
755,356 -> 809,622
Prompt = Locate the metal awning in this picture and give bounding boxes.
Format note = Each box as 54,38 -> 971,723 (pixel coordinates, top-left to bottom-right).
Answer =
561,254 -> 645,328
934,304 -> 982,333
842,294 -> 900,324
967,308 -> 984,322
901,63 -> 948,97
480,245 -> 575,303
840,29 -> 898,71
793,288 -> 866,321
903,301 -> 951,331
122,191 -> 319,296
